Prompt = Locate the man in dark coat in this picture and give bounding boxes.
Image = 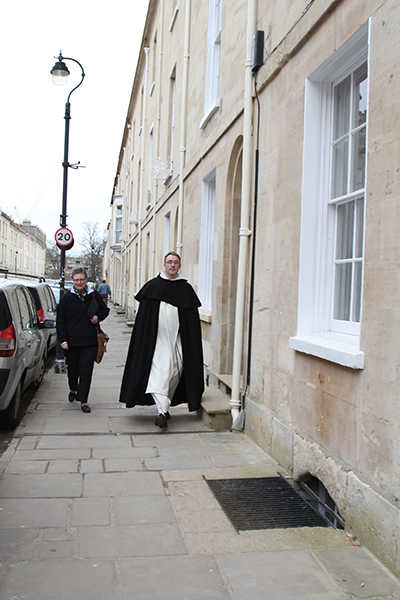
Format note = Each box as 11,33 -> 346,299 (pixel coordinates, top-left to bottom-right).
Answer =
57,268 -> 109,413
119,252 -> 204,429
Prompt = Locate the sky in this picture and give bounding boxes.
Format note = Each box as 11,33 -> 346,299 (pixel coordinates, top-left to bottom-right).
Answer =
0,1 -> 149,252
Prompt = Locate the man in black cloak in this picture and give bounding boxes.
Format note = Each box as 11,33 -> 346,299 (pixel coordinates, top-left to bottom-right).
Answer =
119,252 -> 204,429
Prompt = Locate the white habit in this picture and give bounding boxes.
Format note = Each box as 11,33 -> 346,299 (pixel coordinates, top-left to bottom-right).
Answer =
145,274 -> 184,414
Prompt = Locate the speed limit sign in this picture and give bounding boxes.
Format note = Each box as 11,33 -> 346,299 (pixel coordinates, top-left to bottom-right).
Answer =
55,227 -> 74,249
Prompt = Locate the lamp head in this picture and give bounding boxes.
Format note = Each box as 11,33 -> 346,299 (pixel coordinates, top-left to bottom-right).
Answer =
51,52 -> 70,86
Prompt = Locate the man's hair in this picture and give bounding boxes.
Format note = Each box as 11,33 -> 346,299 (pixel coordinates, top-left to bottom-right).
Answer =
164,251 -> 181,263
72,267 -> 87,278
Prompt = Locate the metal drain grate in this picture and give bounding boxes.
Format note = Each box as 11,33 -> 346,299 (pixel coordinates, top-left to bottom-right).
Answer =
205,476 -> 330,531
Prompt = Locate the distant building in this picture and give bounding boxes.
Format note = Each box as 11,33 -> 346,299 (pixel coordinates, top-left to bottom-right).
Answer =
64,255 -> 90,281
0,215 -> 46,278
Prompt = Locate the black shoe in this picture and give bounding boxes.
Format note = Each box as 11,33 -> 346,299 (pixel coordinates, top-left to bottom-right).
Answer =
81,404 -> 91,413
155,414 -> 168,429
165,412 -> 171,420
68,392 -> 77,403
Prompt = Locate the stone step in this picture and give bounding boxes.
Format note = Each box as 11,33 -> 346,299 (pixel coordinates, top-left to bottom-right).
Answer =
197,385 -> 232,430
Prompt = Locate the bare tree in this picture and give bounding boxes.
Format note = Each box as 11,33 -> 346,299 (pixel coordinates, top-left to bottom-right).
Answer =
46,240 -> 61,279
79,221 -> 107,283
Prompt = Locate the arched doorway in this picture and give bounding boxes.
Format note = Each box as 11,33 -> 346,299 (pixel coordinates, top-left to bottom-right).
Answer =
221,136 -> 243,375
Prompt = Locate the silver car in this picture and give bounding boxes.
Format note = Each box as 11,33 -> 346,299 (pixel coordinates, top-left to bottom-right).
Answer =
16,280 -> 58,354
0,279 -> 55,429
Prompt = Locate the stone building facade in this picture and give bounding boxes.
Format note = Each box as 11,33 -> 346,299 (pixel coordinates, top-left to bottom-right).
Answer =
107,0 -> 400,575
0,215 -> 46,278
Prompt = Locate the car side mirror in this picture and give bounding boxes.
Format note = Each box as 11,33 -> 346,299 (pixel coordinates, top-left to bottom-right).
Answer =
42,319 -> 56,329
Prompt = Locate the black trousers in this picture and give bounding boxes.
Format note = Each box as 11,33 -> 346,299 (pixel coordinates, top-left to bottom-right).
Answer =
66,345 -> 97,403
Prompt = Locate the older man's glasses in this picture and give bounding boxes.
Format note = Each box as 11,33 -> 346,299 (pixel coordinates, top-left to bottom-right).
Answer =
73,278 -> 86,283
164,260 -> 180,265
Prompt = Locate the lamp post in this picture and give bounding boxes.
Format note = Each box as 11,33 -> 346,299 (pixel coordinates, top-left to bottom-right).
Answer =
50,51 -> 85,297
51,51 -> 85,372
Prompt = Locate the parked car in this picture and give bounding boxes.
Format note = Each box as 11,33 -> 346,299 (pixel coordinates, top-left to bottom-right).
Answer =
0,278 -> 56,429
48,280 -> 73,304
20,281 -> 58,353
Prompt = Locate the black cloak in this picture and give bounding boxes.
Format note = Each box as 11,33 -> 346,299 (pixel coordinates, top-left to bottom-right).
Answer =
119,275 -> 204,411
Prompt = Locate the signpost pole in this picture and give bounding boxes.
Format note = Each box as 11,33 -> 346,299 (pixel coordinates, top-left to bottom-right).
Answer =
54,227 -> 74,373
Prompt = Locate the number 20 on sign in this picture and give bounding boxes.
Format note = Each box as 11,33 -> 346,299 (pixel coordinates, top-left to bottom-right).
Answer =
55,227 -> 74,248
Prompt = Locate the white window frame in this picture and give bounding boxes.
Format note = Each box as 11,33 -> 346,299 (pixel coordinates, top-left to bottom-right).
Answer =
289,22 -> 369,370
148,125 -> 154,193
169,72 -> 176,165
113,196 -> 123,246
198,169 -> 216,310
200,0 -> 222,129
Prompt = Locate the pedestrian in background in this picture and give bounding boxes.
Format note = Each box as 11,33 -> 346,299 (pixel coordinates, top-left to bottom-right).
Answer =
57,267 -> 109,413
119,252 -> 204,429
97,280 -> 111,306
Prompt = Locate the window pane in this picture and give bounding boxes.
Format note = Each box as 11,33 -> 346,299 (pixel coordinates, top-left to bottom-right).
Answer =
334,263 -> 352,320
331,138 -> 349,198
352,261 -> 362,322
16,288 -> 31,329
353,62 -> 368,128
336,201 -> 354,260
355,197 -> 364,258
351,128 -> 366,191
333,75 -> 351,140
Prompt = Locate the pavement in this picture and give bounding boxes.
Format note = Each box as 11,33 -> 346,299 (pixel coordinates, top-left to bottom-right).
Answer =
0,306 -> 399,600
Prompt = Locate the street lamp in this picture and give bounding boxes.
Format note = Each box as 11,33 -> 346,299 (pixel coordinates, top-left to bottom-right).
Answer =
50,50 -> 85,297
51,51 -> 85,373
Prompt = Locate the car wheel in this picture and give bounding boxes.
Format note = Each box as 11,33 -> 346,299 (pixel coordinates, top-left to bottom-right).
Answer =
0,380 -> 22,430
31,351 -> 46,389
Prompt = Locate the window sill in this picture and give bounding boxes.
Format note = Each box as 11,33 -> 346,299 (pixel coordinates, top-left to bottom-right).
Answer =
199,100 -> 220,129
199,309 -> 212,323
288,333 -> 364,369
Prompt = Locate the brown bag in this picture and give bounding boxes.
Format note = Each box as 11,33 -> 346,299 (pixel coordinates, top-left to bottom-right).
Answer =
95,328 -> 109,364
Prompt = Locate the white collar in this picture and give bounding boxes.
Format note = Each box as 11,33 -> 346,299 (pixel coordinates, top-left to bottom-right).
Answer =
159,272 -> 187,281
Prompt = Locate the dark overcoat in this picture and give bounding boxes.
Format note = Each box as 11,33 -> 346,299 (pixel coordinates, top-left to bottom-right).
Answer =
57,289 -> 109,347
119,275 -> 204,411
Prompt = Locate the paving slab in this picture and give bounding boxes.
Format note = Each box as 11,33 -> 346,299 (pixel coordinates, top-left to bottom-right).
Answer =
47,459 -> 80,473
0,559 -> 117,600
144,456 -> 212,470
0,473 -> 82,498
39,413 -> 112,434
4,459 -> 48,474
37,527 -> 76,559
80,458 -> 104,473
0,528 -> 38,561
315,546 -> 400,598
70,497 -> 111,526
112,495 -> 176,525
104,457 -> 143,471
82,471 -> 164,497
10,448 -> 91,460
119,555 -> 232,600
77,523 -> 187,558
36,434 -> 133,449
218,551 -> 345,600
0,498 -> 69,529
91,445 -> 156,459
